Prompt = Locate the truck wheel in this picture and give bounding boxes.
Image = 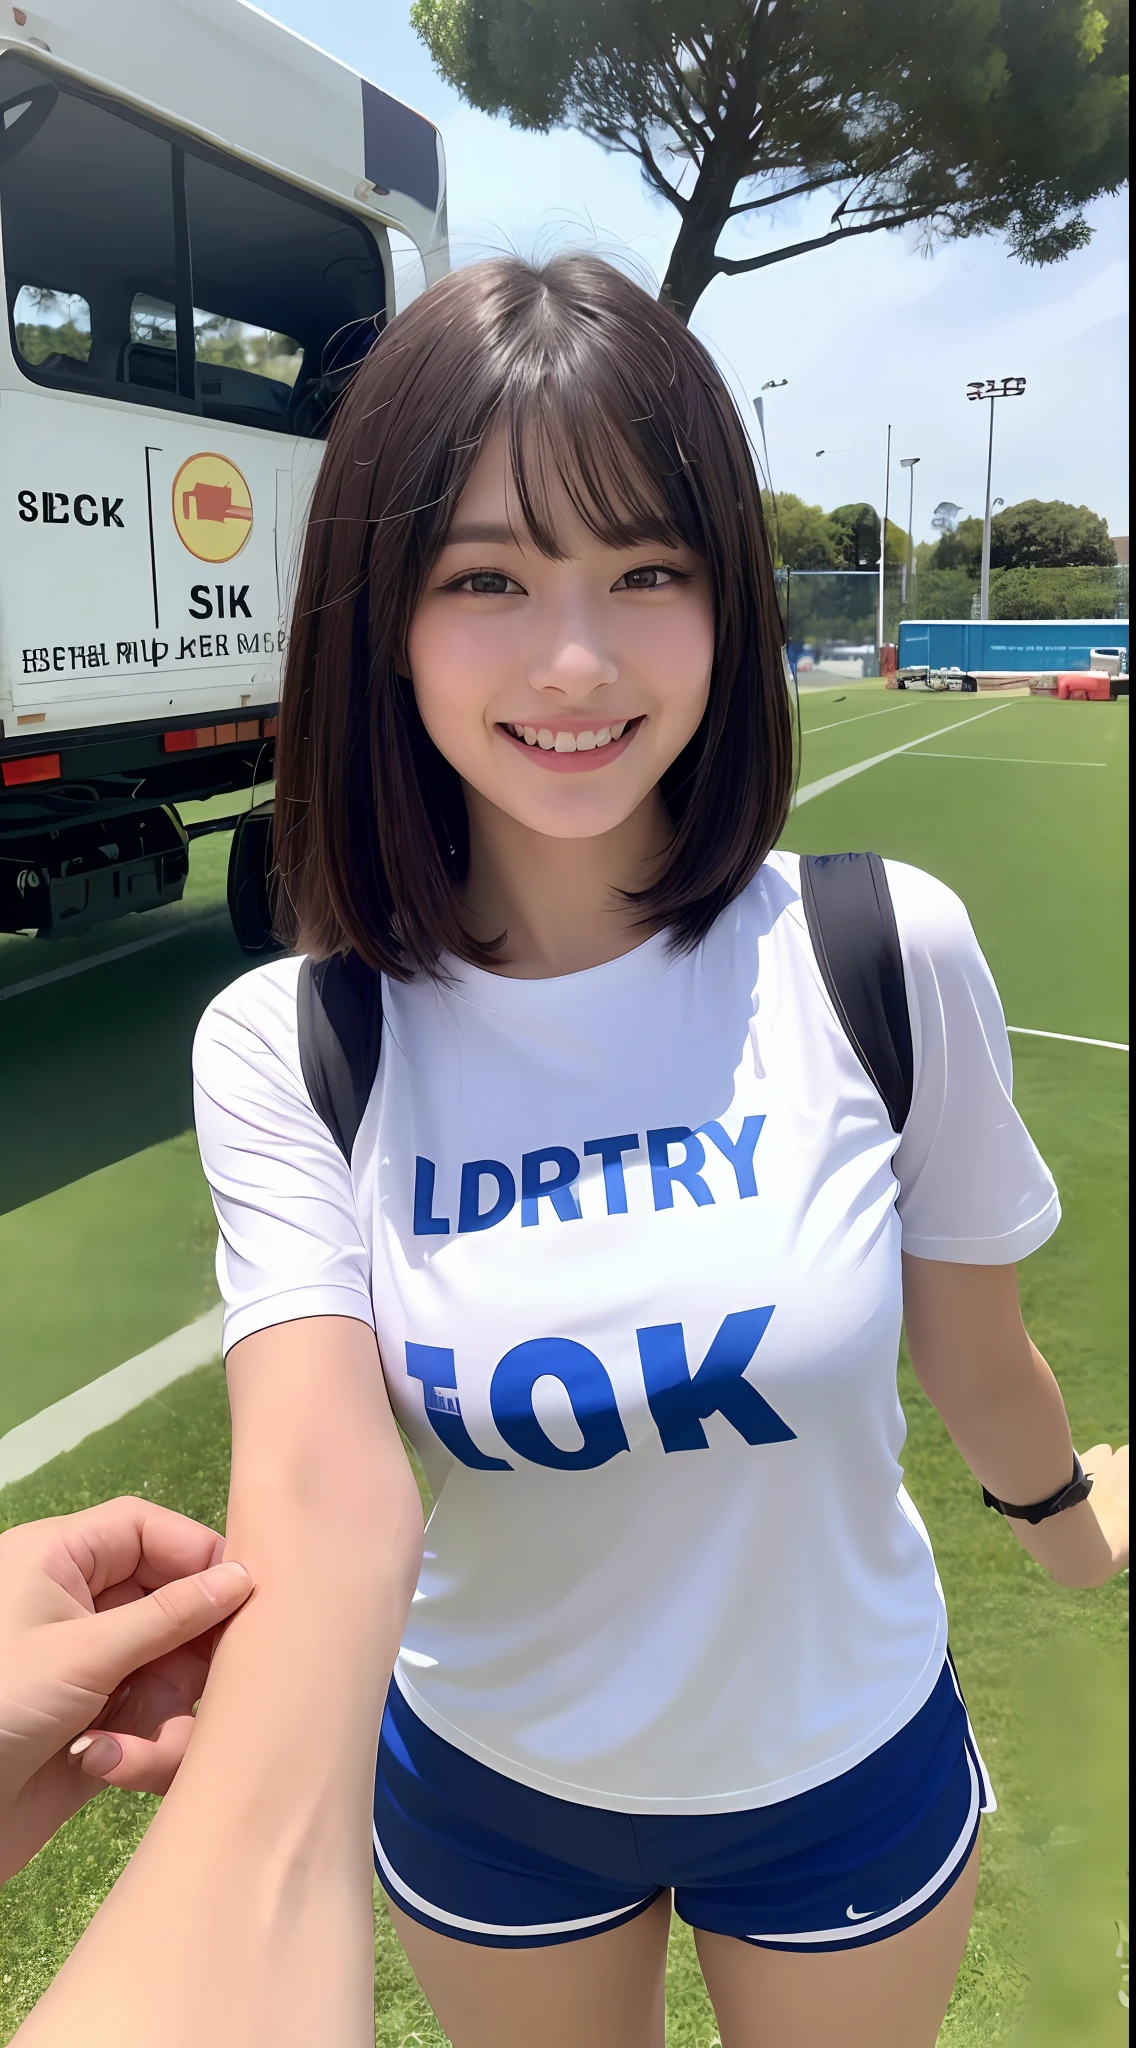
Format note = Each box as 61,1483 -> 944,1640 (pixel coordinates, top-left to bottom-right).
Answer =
227,801 -> 282,958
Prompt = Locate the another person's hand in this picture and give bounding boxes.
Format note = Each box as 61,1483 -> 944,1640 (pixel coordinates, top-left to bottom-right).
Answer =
0,1497 -> 251,1881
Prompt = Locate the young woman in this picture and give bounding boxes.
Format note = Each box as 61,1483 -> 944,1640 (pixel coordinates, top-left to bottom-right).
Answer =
19,255 -> 1124,2048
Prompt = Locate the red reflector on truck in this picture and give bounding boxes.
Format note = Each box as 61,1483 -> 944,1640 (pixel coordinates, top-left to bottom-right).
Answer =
262,716 -> 278,738
3,753 -> 61,786
163,729 -> 196,752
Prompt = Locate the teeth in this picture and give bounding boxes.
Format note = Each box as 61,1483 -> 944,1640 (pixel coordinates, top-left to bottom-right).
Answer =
507,720 -> 633,752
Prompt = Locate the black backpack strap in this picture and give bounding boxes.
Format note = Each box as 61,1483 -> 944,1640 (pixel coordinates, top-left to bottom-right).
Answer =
296,952 -> 384,1164
799,852 -> 914,1134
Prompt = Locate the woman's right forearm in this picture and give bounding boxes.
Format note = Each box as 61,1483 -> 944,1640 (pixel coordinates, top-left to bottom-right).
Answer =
15,1319 -> 424,2048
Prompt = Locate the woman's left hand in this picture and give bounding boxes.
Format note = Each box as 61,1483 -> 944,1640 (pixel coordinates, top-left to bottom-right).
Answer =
1080,1443 -> 1129,1578
0,1497 -> 251,1882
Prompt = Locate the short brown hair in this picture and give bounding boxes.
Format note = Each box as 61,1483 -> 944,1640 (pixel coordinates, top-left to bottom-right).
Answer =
274,254 -> 793,976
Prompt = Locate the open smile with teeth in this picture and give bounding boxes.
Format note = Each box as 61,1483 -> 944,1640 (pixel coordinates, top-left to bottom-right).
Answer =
502,719 -> 636,752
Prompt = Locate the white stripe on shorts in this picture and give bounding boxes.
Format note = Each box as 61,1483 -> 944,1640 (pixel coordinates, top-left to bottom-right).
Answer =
944,1651 -> 997,1813
373,1823 -> 656,1939
742,1751 -> 981,1947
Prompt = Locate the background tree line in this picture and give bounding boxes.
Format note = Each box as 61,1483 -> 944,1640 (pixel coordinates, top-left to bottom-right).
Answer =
768,494 -> 1123,621
914,499 -> 1122,619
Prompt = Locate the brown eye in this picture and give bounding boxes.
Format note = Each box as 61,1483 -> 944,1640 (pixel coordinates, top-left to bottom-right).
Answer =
616,566 -> 676,591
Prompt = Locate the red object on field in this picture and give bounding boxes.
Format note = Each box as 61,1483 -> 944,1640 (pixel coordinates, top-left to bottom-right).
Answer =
2,753 -> 61,786
880,643 -> 897,676
1056,672 -> 1111,700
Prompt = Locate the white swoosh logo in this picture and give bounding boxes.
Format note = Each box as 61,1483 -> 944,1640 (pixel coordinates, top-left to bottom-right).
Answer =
846,1906 -> 874,1921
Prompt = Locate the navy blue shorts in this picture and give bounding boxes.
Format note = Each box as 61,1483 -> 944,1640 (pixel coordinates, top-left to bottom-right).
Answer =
373,1656 -> 993,1951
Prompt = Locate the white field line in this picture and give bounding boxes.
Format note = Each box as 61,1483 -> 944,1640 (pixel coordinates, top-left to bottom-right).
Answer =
0,1305 -> 224,1490
1008,1026 -> 1128,1052
0,910 -> 228,1004
792,703 -> 1014,809
800,702 -> 915,738
909,752 -> 1107,768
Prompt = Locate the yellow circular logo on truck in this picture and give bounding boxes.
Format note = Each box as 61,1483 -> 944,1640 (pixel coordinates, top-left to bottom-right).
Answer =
172,452 -> 254,562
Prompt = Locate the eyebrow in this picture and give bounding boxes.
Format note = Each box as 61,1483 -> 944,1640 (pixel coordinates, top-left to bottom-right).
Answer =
438,521 -> 524,548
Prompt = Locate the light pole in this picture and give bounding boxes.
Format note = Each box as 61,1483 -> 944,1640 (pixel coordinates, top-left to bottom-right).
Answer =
966,378 -> 1026,619
753,379 -> 787,560
900,456 -> 920,607
877,424 -> 892,658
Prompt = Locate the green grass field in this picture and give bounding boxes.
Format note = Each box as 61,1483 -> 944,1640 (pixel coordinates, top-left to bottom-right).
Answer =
0,690 -> 1128,2044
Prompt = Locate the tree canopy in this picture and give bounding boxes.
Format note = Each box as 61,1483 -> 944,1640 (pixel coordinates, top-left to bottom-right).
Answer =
761,493 -> 906,569
829,503 -> 881,571
413,0 -> 1129,319
763,491 -> 836,568
989,498 -> 1116,568
929,515 -> 985,572
919,501 -> 1117,572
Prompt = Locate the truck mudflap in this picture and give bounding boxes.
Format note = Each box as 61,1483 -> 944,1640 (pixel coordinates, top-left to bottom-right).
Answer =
0,805 -> 188,936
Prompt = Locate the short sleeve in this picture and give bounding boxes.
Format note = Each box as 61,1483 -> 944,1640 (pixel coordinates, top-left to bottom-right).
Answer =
887,861 -> 1060,1264
192,958 -> 375,1355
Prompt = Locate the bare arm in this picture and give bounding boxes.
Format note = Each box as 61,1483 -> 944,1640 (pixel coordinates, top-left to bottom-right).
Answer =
902,1254 -> 1128,1591
14,1316 -> 423,2048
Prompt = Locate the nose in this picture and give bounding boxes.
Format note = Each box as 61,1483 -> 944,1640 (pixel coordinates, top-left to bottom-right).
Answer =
527,603 -> 618,698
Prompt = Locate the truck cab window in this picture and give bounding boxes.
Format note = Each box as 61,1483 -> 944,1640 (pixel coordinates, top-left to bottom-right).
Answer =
182,151 -> 382,435
2,54 -> 178,397
12,284 -> 91,368
1,51 -> 387,437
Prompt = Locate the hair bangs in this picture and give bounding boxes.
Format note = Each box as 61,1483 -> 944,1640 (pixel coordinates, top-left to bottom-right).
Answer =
501,379 -> 701,564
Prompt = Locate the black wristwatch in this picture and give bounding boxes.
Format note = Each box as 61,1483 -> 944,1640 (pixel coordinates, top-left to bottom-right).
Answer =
982,1453 -> 1093,1525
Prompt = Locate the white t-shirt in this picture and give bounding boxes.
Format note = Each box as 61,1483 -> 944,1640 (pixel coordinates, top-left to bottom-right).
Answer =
193,852 -> 1059,1814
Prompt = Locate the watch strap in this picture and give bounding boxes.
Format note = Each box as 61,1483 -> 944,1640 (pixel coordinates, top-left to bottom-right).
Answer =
982,1453 -> 1093,1525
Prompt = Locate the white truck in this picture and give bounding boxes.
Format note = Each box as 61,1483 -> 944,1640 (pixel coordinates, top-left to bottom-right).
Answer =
0,0 -> 448,952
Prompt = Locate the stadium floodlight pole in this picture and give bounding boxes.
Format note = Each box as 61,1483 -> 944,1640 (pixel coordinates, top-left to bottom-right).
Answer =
877,424 -> 892,658
967,377 -> 1027,619
900,457 -> 920,606
753,379 -> 788,556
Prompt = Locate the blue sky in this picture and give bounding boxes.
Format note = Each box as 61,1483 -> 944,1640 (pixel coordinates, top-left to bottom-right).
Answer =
267,0 -> 1129,542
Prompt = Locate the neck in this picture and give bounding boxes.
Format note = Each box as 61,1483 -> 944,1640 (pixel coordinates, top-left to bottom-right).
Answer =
460,787 -> 672,978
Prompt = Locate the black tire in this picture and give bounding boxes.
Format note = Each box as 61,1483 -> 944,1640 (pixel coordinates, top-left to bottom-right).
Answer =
227,801 -> 282,958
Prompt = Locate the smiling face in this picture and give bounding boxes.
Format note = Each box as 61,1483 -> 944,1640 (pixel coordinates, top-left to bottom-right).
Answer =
407,431 -> 716,844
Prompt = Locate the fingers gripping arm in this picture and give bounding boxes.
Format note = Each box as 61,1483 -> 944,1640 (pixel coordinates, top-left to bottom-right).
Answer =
13,1316 -> 424,2048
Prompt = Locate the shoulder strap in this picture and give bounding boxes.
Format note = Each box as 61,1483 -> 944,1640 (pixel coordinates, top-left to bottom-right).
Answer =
296,952 -> 384,1164
799,852 -> 914,1133
295,861 -> 914,1154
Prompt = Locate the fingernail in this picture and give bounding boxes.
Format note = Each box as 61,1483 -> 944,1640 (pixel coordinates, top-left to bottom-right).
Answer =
198,1561 -> 251,1607
79,1735 -> 122,1775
